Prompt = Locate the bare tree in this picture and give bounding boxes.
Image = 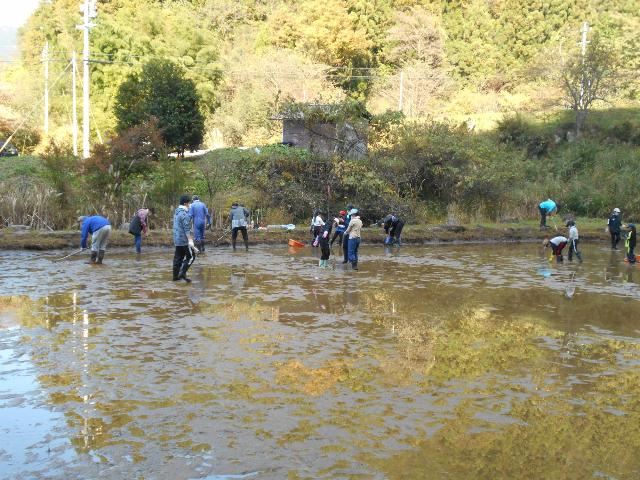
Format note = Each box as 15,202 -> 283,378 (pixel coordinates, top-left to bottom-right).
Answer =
562,36 -> 618,137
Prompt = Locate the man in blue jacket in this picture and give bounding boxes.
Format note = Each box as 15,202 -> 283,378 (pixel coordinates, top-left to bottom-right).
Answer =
188,195 -> 211,252
538,198 -> 558,230
174,195 -> 197,282
78,215 -> 112,264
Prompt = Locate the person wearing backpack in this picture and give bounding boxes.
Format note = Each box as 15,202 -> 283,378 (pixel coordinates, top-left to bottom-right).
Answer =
129,207 -> 154,254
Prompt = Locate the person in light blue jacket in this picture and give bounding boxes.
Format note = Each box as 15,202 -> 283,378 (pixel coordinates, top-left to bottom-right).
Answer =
173,195 -> 196,282
538,198 -> 558,231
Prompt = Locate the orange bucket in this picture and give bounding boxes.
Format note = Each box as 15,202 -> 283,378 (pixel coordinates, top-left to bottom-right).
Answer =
288,239 -> 305,247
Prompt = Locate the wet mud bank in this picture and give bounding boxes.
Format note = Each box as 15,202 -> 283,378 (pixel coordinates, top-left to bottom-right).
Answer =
0,223 -> 610,251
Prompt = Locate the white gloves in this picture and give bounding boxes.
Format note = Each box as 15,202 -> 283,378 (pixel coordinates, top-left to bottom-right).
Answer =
188,239 -> 199,254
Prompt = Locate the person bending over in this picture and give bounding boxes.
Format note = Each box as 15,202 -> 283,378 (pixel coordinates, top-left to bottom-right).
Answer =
538,198 -> 558,230
382,214 -> 405,246
78,215 -> 111,264
330,210 -> 346,247
543,235 -> 568,263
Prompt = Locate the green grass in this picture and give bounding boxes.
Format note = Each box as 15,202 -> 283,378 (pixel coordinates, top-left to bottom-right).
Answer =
0,155 -> 43,180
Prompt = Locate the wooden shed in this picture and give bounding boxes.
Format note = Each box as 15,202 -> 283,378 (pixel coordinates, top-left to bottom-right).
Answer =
271,104 -> 368,159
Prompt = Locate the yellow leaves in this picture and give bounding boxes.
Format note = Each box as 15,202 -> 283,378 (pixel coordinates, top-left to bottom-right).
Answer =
276,359 -> 350,396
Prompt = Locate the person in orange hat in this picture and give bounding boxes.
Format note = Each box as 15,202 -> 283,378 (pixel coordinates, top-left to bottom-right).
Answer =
330,210 -> 347,247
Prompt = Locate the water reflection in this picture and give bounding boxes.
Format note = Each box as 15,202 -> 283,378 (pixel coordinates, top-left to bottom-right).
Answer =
0,244 -> 639,479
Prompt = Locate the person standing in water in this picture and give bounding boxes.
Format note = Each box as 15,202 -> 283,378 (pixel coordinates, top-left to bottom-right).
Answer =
230,202 -> 250,251
566,220 -> 583,262
625,223 -> 637,264
129,207 -> 153,254
310,210 -> 325,246
78,215 -> 112,264
341,204 -> 354,264
607,208 -> 622,250
188,195 -> 211,253
538,198 -> 558,230
543,235 -> 568,263
318,217 -> 333,268
330,210 -> 346,247
345,208 -> 363,270
173,195 -> 196,283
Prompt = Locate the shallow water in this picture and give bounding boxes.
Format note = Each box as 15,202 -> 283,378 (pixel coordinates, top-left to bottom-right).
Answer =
1,243 -> 639,479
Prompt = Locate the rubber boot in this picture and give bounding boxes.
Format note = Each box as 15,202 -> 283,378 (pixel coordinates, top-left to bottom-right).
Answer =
86,251 -> 97,264
179,261 -> 192,283
232,238 -> 237,251
244,238 -> 249,252
556,255 -> 563,263
97,250 -> 105,264
351,261 -> 358,271
319,259 -> 323,268
198,241 -> 205,253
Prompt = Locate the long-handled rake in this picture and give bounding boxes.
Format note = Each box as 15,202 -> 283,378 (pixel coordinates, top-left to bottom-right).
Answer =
53,248 -> 85,262
213,228 -> 231,246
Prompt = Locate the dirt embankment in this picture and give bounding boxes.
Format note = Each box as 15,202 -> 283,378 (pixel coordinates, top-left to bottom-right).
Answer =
0,223 -> 610,251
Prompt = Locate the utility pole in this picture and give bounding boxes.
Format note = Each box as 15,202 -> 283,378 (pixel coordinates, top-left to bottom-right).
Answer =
42,41 -> 49,135
398,70 -> 404,113
580,21 -> 589,57
77,1 -> 96,159
72,51 -> 78,157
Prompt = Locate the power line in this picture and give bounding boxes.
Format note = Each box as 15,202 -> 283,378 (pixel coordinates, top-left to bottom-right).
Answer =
0,60 -> 72,155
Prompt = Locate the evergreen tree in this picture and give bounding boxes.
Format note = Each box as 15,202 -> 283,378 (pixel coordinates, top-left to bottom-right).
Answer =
114,59 -> 205,154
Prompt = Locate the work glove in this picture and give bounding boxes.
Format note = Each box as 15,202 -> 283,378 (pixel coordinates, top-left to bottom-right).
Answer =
188,239 -> 199,254
323,231 -> 328,239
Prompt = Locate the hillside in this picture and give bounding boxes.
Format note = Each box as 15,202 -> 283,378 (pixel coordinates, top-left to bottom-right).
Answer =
1,0 -> 638,147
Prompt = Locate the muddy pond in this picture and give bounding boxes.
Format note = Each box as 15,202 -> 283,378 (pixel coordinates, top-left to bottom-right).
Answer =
1,243 -> 639,479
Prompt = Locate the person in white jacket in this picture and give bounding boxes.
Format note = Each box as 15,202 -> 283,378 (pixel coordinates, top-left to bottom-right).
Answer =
566,220 -> 583,262
543,235 -> 568,263
310,210 -> 325,246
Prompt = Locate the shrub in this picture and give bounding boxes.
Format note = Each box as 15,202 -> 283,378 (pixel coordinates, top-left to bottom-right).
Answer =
496,113 -> 548,158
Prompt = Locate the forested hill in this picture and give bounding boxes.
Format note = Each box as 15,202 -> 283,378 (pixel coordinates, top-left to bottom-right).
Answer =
7,0 -> 640,146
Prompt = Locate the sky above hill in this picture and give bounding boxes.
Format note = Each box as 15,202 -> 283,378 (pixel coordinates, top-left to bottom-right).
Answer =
0,0 -> 41,28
